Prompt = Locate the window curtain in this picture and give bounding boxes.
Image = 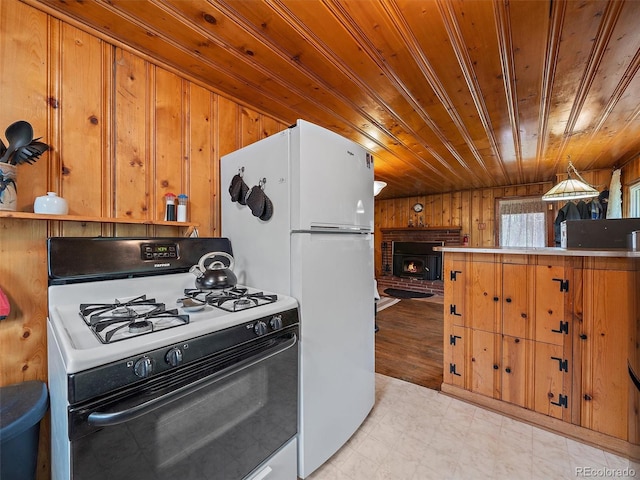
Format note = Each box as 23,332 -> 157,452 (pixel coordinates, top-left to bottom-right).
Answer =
499,198 -> 547,247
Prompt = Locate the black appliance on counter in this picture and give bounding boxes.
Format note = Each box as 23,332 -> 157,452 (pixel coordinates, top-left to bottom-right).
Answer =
561,218 -> 640,248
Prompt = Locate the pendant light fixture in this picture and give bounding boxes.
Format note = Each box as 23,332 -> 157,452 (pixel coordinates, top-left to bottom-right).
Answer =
542,160 -> 599,202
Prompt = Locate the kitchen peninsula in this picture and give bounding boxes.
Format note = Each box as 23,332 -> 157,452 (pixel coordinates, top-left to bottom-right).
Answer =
437,246 -> 640,461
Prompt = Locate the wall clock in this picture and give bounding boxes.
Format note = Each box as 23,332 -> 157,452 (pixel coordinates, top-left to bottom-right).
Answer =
412,202 -> 423,213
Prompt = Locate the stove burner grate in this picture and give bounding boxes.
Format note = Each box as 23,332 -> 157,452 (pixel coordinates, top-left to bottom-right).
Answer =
79,295 -> 189,344
182,287 -> 277,312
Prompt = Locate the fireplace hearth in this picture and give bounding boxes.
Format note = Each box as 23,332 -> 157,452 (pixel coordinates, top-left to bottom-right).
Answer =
392,241 -> 443,281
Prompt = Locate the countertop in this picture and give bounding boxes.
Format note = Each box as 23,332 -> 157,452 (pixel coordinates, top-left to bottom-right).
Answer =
434,246 -> 640,258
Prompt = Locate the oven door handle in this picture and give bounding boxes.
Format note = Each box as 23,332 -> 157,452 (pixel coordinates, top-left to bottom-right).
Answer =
87,333 -> 297,427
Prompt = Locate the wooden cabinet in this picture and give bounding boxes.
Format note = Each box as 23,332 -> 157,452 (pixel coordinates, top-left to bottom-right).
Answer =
446,254 -> 543,408
502,263 -> 532,339
444,254 -> 466,328
469,258 -> 500,332
533,341 -> 570,420
501,335 -> 531,408
534,263 -> 570,345
470,329 -> 499,398
443,254 -> 467,388
443,323 -> 465,388
531,260 -> 573,420
441,249 -> 639,459
579,261 -> 635,440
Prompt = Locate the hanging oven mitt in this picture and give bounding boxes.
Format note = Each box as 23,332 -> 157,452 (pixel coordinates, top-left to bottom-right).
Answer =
228,167 -> 249,204
238,178 -> 249,205
259,194 -> 273,221
0,286 -> 9,320
229,173 -> 242,202
246,179 -> 267,218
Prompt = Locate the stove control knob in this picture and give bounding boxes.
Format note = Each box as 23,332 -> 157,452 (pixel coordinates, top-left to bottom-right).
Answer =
254,320 -> 268,336
270,315 -> 283,331
133,356 -> 154,378
165,347 -> 183,367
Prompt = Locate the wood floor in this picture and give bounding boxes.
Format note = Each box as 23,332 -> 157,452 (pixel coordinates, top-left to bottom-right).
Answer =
374,298 -> 444,390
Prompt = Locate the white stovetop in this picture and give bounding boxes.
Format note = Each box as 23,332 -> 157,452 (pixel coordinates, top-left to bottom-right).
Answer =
48,272 -> 298,373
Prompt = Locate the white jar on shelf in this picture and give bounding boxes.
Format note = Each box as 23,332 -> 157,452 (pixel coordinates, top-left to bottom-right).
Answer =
34,192 -> 68,215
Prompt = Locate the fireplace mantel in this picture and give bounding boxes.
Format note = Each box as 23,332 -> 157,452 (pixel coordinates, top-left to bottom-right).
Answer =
380,226 -> 461,233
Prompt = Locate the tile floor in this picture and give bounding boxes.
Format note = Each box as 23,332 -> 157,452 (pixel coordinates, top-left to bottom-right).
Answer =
308,374 -> 638,480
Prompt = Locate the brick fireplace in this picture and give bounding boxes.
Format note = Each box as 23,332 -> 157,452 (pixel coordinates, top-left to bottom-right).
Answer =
377,227 -> 461,296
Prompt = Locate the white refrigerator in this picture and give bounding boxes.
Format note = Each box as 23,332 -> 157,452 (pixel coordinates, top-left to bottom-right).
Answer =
221,120 -> 375,478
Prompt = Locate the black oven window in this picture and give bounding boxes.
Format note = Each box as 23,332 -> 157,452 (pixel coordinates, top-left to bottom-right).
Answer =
71,342 -> 297,480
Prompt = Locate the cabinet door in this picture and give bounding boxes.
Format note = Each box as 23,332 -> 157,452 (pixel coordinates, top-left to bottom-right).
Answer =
534,342 -> 570,420
631,265 -> 640,446
443,324 -> 466,388
444,256 -> 466,327
535,264 -> 569,345
502,335 -> 531,408
581,268 -> 631,440
470,261 -> 499,332
502,264 -> 531,339
470,329 -> 499,398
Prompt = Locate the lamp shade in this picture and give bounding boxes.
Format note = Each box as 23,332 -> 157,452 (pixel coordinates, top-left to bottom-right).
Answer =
373,181 -> 387,196
541,178 -> 599,201
542,160 -> 599,202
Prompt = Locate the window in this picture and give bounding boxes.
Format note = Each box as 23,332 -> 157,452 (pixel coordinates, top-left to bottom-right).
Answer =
498,197 -> 547,247
630,182 -> 640,218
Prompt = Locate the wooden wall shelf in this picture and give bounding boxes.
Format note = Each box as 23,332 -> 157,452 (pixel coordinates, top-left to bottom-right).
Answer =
0,211 -> 198,228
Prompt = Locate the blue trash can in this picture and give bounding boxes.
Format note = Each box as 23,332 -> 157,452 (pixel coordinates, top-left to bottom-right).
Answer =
0,380 -> 49,480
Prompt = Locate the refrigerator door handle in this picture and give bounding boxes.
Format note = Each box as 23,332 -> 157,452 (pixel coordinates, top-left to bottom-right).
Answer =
294,226 -> 372,234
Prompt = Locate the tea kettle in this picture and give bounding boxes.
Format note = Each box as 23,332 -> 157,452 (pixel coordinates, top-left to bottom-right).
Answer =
190,252 -> 237,290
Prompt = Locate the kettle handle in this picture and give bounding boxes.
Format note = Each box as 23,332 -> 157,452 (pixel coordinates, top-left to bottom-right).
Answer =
198,251 -> 235,272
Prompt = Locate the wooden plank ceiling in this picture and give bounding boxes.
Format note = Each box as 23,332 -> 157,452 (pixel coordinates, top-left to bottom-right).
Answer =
32,0 -> 640,199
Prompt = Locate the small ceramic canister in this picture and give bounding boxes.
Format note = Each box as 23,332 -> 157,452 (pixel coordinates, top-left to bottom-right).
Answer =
34,192 -> 69,215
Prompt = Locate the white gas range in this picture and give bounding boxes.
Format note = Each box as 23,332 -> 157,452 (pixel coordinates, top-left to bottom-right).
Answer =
47,237 -> 299,480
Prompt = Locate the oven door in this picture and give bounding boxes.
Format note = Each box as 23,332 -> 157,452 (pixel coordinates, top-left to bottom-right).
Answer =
68,328 -> 298,480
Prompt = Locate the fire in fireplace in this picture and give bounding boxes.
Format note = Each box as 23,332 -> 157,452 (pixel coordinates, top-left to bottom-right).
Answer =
392,241 -> 443,280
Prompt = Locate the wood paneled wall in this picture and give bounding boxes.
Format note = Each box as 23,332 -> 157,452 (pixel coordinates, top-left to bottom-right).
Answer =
1,2 -> 287,478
